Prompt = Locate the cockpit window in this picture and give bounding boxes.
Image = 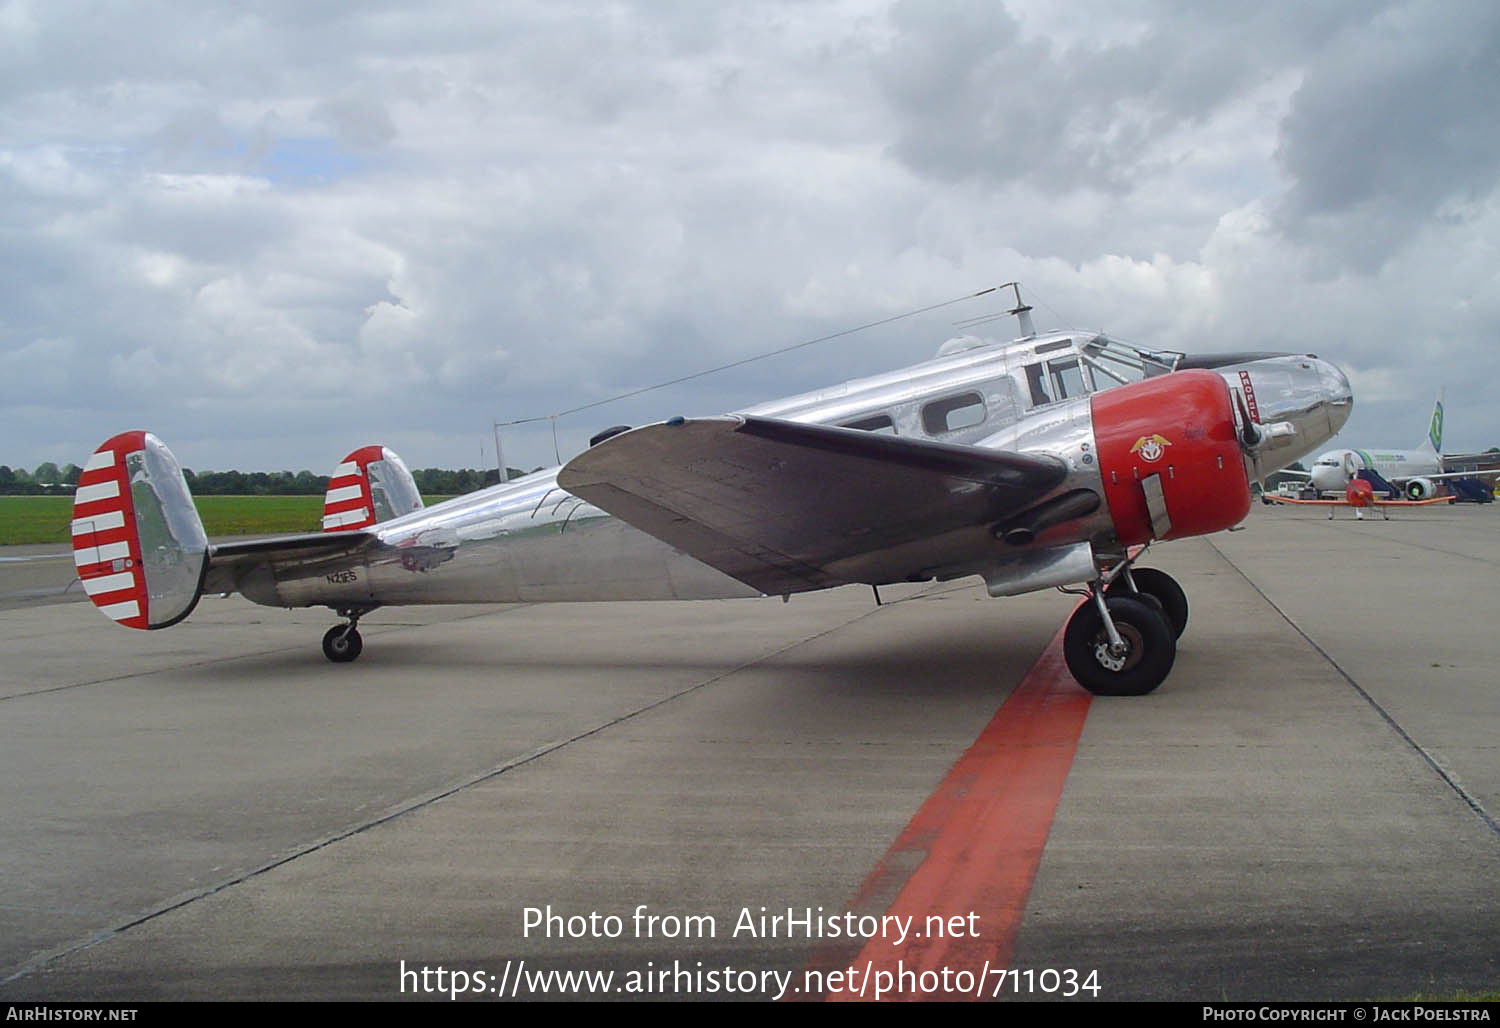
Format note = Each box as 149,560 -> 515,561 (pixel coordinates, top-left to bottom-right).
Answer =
1049,357 -> 1089,400
1024,364 -> 1052,406
1026,357 -> 1093,406
841,414 -> 897,435
922,392 -> 986,434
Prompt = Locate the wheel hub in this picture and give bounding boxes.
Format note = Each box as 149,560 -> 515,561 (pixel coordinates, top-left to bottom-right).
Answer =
1093,623 -> 1143,672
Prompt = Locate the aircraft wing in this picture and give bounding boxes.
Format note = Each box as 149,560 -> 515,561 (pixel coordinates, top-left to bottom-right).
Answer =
1263,495 -> 1343,506
202,531 -> 376,594
1392,470 -> 1488,483
557,416 -> 1069,595
1264,495 -> 1453,508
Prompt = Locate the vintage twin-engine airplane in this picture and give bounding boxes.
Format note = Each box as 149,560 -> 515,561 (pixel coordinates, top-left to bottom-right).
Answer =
69,298 -> 1352,695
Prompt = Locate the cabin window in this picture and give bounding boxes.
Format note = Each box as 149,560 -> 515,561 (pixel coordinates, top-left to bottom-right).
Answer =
922,392 -> 986,435
841,414 -> 897,435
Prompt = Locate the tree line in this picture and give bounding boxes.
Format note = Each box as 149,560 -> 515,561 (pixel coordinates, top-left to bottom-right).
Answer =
0,463 -> 531,496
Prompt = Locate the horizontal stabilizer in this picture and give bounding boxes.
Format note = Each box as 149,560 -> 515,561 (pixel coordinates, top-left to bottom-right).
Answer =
202,531 -> 376,596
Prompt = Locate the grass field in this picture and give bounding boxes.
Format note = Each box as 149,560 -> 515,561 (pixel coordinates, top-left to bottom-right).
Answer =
0,495 -> 458,546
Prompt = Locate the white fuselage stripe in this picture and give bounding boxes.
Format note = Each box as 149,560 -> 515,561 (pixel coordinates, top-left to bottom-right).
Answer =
84,450 -> 117,472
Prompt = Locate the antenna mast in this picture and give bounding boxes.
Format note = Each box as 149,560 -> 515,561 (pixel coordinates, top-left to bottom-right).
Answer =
1004,282 -> 1036,339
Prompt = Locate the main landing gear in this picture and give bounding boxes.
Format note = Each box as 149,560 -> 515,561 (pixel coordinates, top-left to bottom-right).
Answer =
321,606 -> 376,663
1062,566 -> 1188,696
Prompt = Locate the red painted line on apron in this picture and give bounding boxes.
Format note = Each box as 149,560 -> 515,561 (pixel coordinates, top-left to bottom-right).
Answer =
806,621 -> 1092,1001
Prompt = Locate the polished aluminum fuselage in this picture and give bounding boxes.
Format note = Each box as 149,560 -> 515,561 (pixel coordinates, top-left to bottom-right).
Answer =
245,333 -> 1351,611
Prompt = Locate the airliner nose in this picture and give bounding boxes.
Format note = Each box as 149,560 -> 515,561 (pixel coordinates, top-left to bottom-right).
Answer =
1310,463 -> 1343,493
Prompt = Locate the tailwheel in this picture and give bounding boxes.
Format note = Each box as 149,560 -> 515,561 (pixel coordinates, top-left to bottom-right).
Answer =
1063,594 -> 1176,696
322,622 -> 364,663
1106,567 -> 1188,639
322,606 -> 376,663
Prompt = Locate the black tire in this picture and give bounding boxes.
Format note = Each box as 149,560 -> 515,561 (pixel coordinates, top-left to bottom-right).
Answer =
322,625 -> 363,663
1107,567 -> 1189,639
1063,595 -> 1176,696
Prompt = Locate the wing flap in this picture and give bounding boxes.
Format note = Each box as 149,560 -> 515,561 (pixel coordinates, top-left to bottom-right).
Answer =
558,416 -> 1069,593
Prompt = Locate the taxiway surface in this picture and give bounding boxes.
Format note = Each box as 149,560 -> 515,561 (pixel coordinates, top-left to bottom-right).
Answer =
1,503 -> 1496,1000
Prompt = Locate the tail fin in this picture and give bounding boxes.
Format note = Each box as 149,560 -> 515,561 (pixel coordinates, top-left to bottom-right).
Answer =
72,431 -> 208,629
1424,391 -> 1445,454
322,445 -> 423,531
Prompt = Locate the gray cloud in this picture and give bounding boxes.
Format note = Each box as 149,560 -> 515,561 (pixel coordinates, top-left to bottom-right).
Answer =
2,0 -> 1499,478
1273,0 -> 1500,269
873,0 -> 1366,194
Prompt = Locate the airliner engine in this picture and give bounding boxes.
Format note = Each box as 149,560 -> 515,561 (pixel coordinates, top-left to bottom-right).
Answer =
1404,477 -> 1438,500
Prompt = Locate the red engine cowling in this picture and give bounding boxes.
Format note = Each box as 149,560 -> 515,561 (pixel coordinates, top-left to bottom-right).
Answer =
1091,370 -> 1251,546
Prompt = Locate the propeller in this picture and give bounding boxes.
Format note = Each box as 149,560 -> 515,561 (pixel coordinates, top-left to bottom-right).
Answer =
1233,389 -> 1263,449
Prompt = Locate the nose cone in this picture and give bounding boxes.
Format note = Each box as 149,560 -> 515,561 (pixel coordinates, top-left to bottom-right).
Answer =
1217,354 -> 1356,481
1316,359 -> 1353,436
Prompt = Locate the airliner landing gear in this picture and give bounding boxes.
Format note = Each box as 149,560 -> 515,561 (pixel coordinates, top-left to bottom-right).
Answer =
1064,569 -> 1178,696
322,606 -> 373,663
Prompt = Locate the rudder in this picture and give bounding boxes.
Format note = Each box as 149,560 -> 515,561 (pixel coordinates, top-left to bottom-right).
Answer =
322,445 -> 423,531
72,431 -> 208,629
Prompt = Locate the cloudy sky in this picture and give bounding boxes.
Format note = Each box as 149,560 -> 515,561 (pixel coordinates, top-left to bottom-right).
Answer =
3,0 -> 1497,476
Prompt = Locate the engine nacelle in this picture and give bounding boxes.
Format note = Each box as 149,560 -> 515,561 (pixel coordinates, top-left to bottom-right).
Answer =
1404,477 -> 1436,501
1091,370 -> 1251,546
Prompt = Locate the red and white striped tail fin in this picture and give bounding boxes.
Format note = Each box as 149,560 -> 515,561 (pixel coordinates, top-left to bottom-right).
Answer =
72,431 -> 208,630
322,445 -> 423,532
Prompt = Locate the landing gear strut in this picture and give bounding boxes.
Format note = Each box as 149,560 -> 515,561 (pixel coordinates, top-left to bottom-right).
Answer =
1106,566 -> 1189,638
1063,564 -> 1184,696
322,606 -> 374,663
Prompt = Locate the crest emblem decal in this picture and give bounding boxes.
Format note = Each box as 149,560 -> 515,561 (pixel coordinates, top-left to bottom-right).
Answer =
1130,434 -> 1171,462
